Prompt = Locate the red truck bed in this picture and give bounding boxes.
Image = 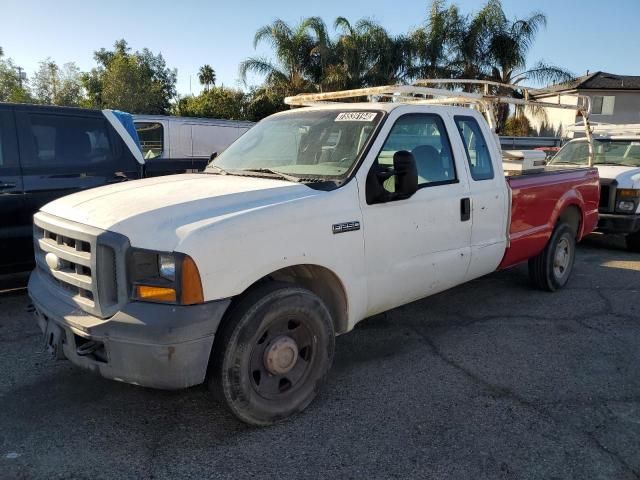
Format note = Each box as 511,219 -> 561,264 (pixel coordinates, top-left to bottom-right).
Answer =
498,166 -> 600,269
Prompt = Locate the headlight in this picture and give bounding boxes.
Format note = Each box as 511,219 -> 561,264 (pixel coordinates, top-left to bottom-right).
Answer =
129,250 -> 203,305
615,189 -> 640,213
617,201 -> 636,212
158,254 -> 176,281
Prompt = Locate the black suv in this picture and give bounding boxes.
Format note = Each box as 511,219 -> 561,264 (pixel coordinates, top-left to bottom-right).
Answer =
0,104 -> 150,274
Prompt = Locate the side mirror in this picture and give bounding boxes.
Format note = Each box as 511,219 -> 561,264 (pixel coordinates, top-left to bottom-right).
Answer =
392,150 -> 418,199
209,151 -> 218,162
365,150 -> 418,204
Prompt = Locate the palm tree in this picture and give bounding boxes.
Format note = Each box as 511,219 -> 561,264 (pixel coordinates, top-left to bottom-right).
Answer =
407,0 -> 465,80
454,0 -> 505,84
239,19 -> 318,96
330,17 -> 409,90
483,6 -> 574,130
301,16 -> 334,90
198,64 -> 216,91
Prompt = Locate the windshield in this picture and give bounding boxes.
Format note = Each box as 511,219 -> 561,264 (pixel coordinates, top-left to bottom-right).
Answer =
207,110 -> 383,180
550,139 -> 640,167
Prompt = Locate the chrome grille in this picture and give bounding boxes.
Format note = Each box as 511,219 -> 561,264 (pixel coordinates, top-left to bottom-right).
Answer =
33,212 -> 129,318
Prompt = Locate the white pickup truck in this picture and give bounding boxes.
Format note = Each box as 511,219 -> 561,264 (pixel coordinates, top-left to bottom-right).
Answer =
29,84 -> 599,425
548,123 -> 640,250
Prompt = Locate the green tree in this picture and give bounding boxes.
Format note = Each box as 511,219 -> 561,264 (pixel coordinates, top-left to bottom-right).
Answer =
331,17 -> 409,89
407,1 -> 464,79
482,3 -> 573,130
82,39 -> 177,114
198,64 -> 216,91
0,48 -> 32,103
174,86 -> 246,120
239,19 -> 318,97
33,59 -> 84,106
243,87 -> 287,121
503,114 -> 532,136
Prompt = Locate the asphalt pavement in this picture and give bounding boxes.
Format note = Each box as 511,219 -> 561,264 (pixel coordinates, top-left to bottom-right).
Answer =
1,234 -> 639,480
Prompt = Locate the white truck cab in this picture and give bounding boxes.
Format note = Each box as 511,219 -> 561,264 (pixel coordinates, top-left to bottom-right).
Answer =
549,123 -> 640,250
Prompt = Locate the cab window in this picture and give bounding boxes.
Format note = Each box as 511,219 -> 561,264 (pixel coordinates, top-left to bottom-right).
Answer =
376,113 -> 457,191
454,116 -> 494,181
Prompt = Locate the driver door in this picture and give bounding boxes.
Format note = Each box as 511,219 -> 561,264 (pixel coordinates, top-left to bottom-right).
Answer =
359,111 -> 472,316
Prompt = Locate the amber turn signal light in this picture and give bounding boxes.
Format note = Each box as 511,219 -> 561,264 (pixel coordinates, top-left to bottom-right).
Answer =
181,255 -> 204,305
135,285 -> 177,302
617,189 -> 640,198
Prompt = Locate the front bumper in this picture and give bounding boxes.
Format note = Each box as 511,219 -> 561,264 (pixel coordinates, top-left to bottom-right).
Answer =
29,269 -> 230,390
597,213 -> 640,235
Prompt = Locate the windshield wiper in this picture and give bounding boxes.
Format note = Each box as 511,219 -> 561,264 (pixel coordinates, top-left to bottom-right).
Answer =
237,168 -> 303,183
593,162 -> 626,166
205,164 -> 229,175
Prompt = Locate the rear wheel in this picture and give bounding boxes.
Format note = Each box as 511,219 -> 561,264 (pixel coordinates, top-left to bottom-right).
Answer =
208,282 -> 335,426
626,231 -> 640,252
528,222 -> 576,291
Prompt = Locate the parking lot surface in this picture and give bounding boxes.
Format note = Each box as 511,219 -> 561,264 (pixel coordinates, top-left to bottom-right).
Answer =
1,234 -> 639,480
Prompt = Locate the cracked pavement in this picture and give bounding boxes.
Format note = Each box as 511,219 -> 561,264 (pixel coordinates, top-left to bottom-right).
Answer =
1,234 -> 639,479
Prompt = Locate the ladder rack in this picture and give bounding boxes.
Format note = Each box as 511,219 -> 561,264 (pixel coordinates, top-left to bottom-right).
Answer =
566,121 -> 640,137
284,79 -> 595,166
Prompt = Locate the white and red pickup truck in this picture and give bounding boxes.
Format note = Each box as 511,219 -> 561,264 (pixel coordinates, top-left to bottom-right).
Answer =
29,84 -> 599,425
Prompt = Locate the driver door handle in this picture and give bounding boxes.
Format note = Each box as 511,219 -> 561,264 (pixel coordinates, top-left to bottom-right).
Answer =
0,183 -> 17,190
460,197 -> 471,221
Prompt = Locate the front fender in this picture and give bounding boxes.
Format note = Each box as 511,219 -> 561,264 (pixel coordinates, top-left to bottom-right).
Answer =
174,180 -> 369,324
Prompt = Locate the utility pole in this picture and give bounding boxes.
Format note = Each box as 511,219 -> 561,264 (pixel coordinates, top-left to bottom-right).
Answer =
49,62 -> 58,102
16,66 -> 24,88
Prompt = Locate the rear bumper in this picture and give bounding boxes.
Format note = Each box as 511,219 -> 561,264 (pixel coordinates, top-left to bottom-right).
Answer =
28,269 -> 230,389
597,213 -> 640,235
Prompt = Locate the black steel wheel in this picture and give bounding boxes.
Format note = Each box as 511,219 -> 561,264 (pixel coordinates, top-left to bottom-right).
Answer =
208,282 -> 335,426
528,222 -> 576,291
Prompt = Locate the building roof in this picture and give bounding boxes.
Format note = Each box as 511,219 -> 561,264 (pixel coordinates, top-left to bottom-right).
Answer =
538,71 -> 640,94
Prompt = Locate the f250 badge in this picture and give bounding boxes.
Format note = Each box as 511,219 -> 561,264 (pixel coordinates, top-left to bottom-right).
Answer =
332,221 -> 361,234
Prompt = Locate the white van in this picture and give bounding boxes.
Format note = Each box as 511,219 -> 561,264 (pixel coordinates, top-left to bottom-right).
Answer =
134,115 -> 254,173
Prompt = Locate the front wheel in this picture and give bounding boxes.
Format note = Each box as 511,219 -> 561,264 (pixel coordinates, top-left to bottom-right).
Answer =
528,222 -> 576,291
208,282 -> 335,426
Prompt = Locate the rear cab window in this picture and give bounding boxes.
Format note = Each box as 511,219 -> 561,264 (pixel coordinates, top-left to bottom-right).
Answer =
454,116 -> 494,181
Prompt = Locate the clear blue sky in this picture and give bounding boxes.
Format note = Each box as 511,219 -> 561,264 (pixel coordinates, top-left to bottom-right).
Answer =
2,0 -> 639,96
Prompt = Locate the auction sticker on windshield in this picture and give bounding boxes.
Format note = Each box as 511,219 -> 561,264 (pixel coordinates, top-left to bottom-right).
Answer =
335,112 -> 377,122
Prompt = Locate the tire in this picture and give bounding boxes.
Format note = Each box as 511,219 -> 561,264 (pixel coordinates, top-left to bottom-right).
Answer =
528,222 -> 576,292
208,282 -> 335,426
626,231 -> 640,252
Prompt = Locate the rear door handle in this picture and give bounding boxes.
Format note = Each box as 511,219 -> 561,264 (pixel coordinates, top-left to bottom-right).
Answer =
460,197 -> 471,221
0,183 -> 17,190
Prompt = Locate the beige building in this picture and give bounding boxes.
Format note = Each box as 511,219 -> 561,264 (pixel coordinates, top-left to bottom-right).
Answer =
528,72 -> 640,136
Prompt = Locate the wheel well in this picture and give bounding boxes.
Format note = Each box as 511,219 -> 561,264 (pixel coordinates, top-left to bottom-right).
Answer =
558,205 -> 582,238
232,265 -> 349,335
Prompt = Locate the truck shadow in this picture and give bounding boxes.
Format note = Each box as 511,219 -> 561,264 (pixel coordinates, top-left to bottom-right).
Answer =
581,232 -> 628,251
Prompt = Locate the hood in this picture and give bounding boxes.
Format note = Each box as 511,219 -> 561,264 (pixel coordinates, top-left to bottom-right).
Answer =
42,173 -> 320,248
595,165 -> 640,188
